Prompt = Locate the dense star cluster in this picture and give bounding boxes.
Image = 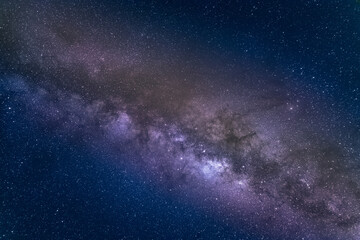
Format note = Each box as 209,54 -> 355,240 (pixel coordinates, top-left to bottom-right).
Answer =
1,1 -> 360,239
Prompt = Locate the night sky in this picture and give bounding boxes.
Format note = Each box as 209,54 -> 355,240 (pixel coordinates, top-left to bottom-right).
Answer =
1,0 -> 360,239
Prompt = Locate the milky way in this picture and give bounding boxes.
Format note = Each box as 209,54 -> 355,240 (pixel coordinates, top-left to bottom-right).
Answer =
1,1 -> 360,240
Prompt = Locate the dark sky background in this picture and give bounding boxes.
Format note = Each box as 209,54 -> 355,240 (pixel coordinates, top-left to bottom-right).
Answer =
1,1 -> 360,239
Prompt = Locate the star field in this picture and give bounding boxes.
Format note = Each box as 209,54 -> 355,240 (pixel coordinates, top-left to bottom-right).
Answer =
1,1 -> 360,239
